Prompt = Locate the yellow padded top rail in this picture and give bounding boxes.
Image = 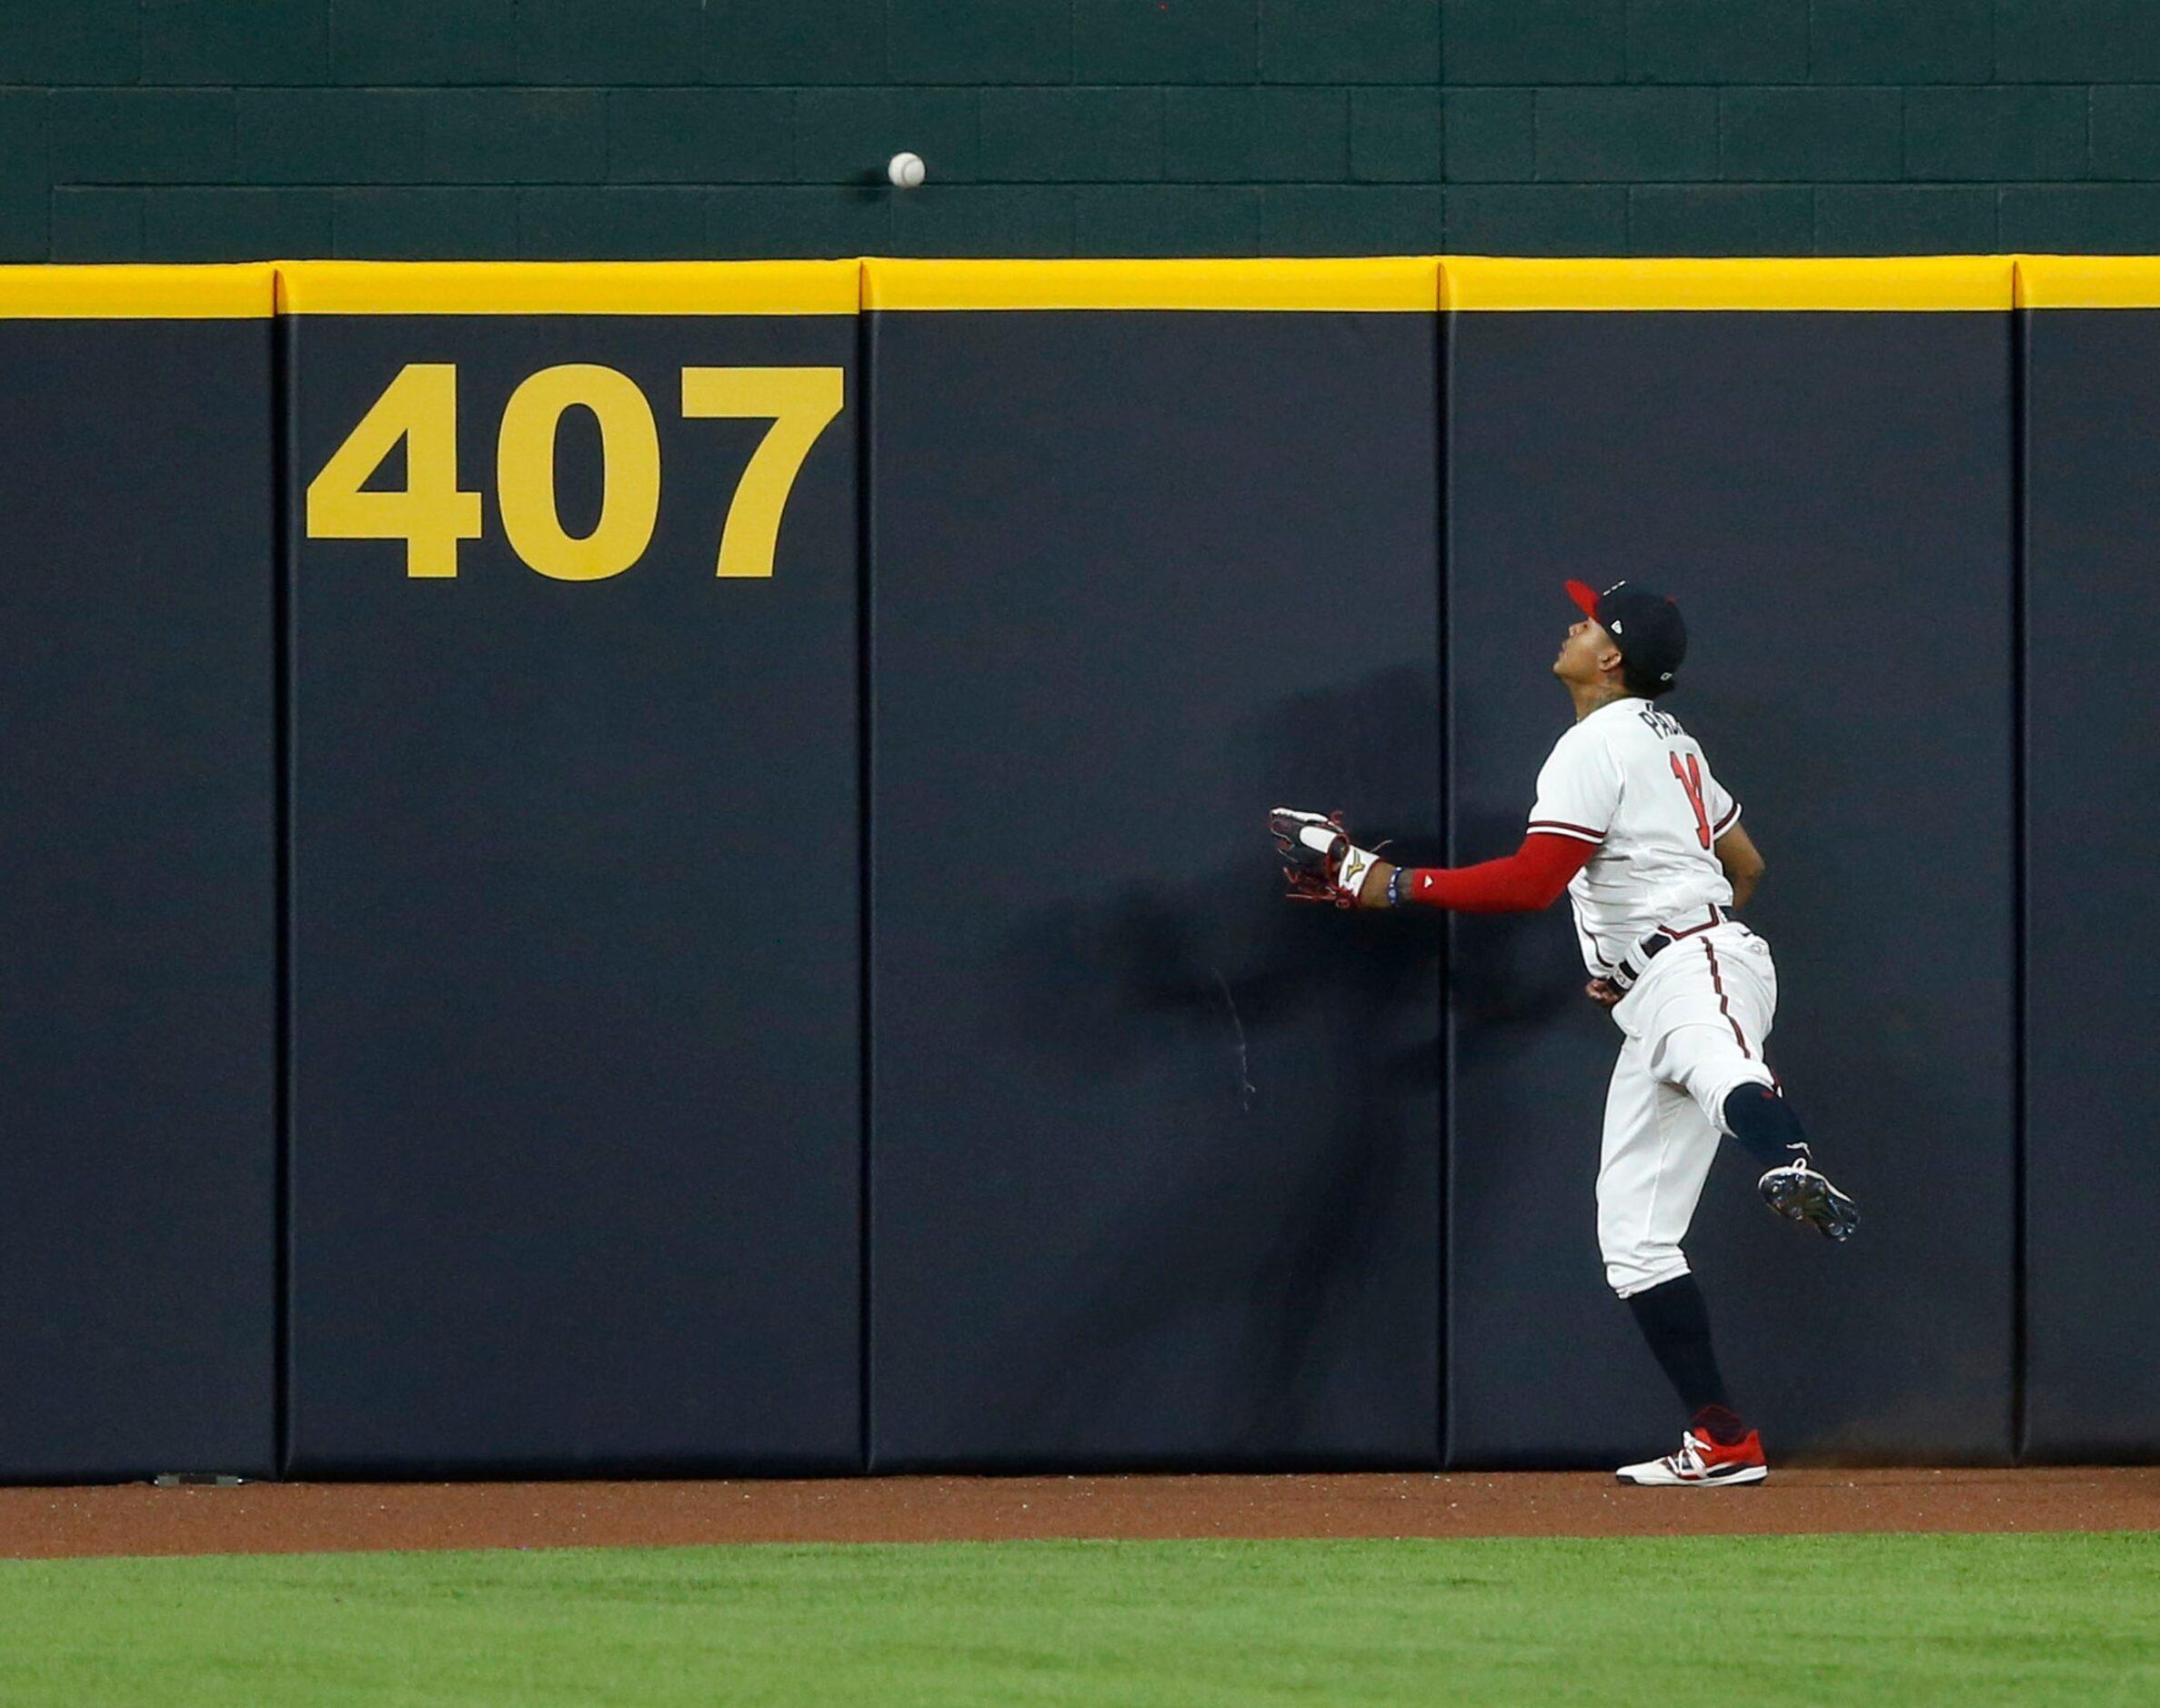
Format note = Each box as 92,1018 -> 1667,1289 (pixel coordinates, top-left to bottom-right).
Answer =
1442,256 -> 2013,311
0,264 -> 275,317
14,258 -> 2160,316
864,257 -> 1440,311
276,260 -> 860,315
2013,256 -> 2160,307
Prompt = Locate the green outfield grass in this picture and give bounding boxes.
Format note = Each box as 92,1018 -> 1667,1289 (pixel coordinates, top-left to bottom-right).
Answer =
0,1532 -> 2155,1705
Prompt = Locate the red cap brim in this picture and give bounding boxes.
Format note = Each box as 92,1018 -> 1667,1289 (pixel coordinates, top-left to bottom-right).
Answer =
1564,578 -> 1601,618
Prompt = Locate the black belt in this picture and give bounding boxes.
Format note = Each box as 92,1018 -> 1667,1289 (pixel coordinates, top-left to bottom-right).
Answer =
1607,905 -> 1724,993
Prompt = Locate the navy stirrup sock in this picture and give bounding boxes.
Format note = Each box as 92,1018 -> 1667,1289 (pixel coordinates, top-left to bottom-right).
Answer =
1722,1082 -> 1807,1171
1624,1274 -> 1733,1422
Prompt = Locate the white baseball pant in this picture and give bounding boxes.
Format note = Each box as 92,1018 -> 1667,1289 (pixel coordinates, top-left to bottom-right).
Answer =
1596,922 -> 1780,1298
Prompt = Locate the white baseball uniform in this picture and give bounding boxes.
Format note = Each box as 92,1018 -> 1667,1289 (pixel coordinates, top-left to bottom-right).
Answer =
1527,697 -> 1779,1298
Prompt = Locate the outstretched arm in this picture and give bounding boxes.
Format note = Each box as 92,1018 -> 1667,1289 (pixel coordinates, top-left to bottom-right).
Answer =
1355,832 -> 1595,912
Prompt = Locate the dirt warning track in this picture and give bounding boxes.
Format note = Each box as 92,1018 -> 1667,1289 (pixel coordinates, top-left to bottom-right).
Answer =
1,1468 -> 2155,1560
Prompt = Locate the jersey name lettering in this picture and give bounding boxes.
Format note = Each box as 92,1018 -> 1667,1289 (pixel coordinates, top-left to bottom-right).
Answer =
1637,705 -> 1682,739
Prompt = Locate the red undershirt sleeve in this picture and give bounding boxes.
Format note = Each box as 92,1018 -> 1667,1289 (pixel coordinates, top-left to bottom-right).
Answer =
1397,832 -> 1597,913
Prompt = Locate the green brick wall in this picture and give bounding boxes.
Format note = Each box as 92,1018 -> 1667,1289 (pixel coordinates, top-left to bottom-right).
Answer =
5,1 -> 2160,261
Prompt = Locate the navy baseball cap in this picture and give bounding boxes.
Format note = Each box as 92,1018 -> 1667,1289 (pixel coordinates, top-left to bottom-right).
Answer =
1565,578 -> 1687,686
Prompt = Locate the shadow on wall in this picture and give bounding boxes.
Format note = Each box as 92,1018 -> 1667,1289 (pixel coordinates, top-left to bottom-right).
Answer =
1447,803 -> 1600,1036
985,668 -> 1443,1461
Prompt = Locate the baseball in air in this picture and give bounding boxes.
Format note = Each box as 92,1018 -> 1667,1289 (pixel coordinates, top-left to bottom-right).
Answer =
888,152 -> 927,188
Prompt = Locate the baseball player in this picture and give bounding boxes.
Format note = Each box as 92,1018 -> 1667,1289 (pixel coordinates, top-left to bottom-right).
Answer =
1271,579 -> 1857,1488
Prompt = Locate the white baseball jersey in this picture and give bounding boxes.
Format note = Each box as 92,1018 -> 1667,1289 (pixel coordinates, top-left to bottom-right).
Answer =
1527,697 -> 1742,976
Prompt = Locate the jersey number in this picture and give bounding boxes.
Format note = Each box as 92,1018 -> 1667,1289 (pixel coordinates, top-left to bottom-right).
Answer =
1669,752 -> 1712,849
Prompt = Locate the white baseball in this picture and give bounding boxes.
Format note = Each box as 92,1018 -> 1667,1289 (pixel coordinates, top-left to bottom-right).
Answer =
888,151 -> 927,188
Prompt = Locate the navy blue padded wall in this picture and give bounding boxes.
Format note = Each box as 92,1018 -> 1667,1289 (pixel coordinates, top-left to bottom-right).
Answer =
1445,304 -> 2015,1466
284,276 -> 861,1474
0,290 -> 276,1480
869,289 -> 1442,1469
2019,303 -> 2160,1460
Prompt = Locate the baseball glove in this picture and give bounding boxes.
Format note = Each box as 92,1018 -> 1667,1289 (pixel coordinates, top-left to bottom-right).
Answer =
1270,807 -> 1383,909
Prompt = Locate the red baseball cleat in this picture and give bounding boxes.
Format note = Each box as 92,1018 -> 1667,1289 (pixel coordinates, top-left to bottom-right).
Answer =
1615,1428 -> 1768,1487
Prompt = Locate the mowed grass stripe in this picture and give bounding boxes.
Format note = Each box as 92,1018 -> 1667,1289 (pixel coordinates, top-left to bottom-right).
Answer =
0,1532 -> 2155,1706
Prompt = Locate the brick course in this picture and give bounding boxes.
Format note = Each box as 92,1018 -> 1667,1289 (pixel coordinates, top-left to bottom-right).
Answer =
6,1 -> 2160,258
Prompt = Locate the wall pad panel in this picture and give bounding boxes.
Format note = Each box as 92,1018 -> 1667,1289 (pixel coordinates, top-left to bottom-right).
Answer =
1444,282 -> 2016,1466
0,266 -> 277,1480
866,259 -> 1444,1470
2016,260 -> 2160,1459
282,263 -> 862,1475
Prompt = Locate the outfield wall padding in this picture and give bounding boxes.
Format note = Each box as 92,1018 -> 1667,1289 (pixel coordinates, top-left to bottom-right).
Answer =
2016,262 -> 2160,1460
863,261 -> 1445,1469
4,256 -> 2155,1479
0,268 -> 278,1481
1442,266 -> 2017,1466
280,265 -> 863,1475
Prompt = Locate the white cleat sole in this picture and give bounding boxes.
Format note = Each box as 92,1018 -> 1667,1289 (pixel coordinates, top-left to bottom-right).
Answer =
1614,1463 -> 1768,1488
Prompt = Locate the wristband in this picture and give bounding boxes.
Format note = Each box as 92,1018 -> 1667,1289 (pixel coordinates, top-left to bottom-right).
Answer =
1388,866 -> 1409,909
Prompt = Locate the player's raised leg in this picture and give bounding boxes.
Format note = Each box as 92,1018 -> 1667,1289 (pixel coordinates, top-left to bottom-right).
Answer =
1643,931 -> 1860,1241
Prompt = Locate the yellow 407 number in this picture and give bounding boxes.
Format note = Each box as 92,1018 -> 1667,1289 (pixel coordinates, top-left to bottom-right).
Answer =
305,362 -> 845,580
